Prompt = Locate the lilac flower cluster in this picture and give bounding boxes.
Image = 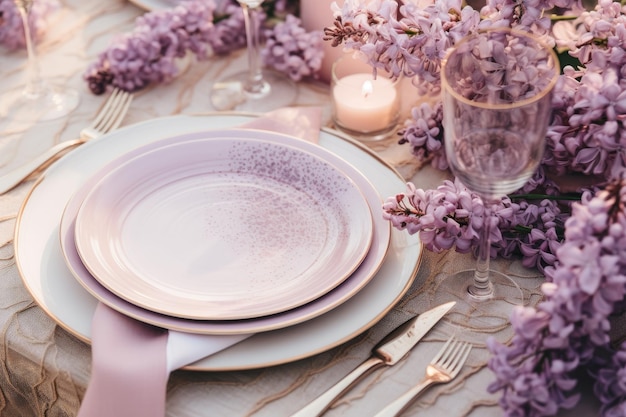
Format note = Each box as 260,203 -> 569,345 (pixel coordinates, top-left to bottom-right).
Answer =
544,1 -> 626,180
487,177 -> 626,416
325,0 -> 577,87
84,0 -> 320,94
382,179 -> 481,253
593,342 -> 626,416
382,178 -> 569,273
262,14 -> 323,81
207,1 -> 247,55
397,101 -> 448,170
84,0 -> 220,94
376,0 -> 626,251
327,0 -> 589,172
480,0 -> 582,37
345,0 -> 626,414
407,1 -> 626,177
325,0 -> 480,86
0,0 -> 58,51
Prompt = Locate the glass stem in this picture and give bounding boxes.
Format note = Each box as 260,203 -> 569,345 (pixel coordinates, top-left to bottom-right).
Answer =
16,0 -> 44,98
469,199 -> 495,300
241,3 -> 267,96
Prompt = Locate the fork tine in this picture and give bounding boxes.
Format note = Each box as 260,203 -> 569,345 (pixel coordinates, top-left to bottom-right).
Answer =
372,338 -> 472,417
95,90 -> 131,134
89,88 -> 122,130
430,335 -> 454,364
439,338 -> 465,368
448,342 -> 472,378
107,92 -> 133,132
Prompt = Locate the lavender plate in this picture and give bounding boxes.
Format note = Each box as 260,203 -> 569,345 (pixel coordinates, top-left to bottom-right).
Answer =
61,129 -> 389,333
73,133 -> 373,320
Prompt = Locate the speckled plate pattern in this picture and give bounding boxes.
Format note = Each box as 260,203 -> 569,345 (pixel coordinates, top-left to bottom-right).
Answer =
59,130 -> 390,335
73,135 -> 373,320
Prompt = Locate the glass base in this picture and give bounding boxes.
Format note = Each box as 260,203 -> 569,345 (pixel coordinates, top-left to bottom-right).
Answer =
210,69 -> 296,112
332,120 -> 399,142
1,84 -> 79,122
431,269 -> 523,337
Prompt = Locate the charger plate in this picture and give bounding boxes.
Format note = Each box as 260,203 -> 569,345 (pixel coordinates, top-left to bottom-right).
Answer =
73,133 -> 373,320
60,130 -> 390,334
14,113 -> 423,371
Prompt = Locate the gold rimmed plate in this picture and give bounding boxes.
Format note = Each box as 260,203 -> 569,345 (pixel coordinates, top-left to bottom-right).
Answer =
14,113 -> 423,371
73,132 -> 373,320
60,129 -> 390,334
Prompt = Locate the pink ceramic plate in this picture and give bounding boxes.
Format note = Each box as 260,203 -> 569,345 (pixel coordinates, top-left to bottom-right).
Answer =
59,130 -> 389,334
73,132 -> 373,320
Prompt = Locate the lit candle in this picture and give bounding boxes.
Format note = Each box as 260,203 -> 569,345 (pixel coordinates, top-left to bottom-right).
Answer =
332,73 -> 399,133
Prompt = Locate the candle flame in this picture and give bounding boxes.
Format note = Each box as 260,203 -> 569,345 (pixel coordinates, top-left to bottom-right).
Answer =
361,80 -> 373,98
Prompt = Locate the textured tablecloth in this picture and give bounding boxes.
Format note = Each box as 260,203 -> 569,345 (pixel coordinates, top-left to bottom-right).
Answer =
0,1 -> 604,415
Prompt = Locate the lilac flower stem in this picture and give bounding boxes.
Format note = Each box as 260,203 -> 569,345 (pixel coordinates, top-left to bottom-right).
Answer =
15,0 -> 44,98
239,0 -> 269,97
470,200 -> 495,299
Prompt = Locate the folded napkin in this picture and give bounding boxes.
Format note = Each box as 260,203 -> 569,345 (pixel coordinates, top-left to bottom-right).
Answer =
241,106 -> 322,144
78,106 -> 323,417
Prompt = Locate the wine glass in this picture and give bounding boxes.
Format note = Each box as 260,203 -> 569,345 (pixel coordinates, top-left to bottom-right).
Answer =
209,0 -> 296,111
1,0 -> 79,122
433,28 -> 559,331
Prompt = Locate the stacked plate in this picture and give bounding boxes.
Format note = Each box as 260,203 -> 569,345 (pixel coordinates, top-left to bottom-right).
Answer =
15,113 -> 423,370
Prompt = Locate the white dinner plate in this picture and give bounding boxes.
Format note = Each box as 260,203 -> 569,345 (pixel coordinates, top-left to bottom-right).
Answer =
60,130 -> 390,334
15,113 -> 423,371
74,134 -> 373,320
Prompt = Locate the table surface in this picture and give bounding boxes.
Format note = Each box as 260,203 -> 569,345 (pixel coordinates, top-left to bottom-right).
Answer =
0,1 -> 602,416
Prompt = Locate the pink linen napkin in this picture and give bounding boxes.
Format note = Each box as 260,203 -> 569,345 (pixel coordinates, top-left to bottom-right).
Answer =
78,107 -> 322,417
241,106 -> 322,144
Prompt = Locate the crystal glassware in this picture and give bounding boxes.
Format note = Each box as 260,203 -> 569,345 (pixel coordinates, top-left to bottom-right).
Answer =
1,0 -> 79,122
433,28 -> 559,331
209,0 -> 296,111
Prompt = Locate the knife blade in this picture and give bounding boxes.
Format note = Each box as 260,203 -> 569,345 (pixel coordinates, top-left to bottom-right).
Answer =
290,301 -> 456,417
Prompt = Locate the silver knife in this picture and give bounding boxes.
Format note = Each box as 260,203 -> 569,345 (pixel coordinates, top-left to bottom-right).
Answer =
291,301 -> 456,417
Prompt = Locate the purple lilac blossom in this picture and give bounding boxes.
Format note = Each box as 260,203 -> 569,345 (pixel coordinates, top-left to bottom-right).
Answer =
375,2 -> 626,264
382,179 -> 568,272
396,1 -> 626,192
325,0 -> 581,89
333,0 -> 621,179
210,1 -> 248,55
487,177 -> 626,416
262,14 -> 323,81
325,0 -> 480,87
84,0 -> 219,94
84,0 -> 319,94
545,1 -> 626,180
480,0 -> 583,40
397,100 -> 448,169
593,343 -> 626,416
0,0 -> 59,51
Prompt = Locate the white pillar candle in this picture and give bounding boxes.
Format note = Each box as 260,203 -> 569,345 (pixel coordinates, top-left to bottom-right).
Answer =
332,74 -> 398,133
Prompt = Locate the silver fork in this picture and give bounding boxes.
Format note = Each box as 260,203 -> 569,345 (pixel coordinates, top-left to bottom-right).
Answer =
373,336 -> 472,417
0,88 -> 133,194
